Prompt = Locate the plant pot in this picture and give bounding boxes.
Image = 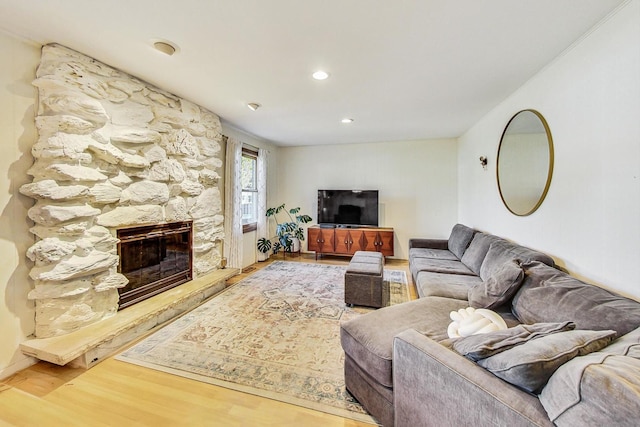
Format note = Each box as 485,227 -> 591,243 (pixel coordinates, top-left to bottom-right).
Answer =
290,237 -> 301,253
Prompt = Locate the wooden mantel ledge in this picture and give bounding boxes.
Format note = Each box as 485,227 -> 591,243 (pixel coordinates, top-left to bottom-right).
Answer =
21,268 -> 239,368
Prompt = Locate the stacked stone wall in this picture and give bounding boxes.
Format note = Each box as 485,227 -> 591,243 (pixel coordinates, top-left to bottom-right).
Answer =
20,44 -> 225,338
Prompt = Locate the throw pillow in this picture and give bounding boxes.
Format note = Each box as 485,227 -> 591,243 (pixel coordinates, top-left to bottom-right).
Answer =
478,329 -> 617,393
453,321 -> 576,361
468,259 -> 524,309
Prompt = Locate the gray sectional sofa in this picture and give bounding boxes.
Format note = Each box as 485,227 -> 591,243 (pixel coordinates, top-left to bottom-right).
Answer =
340,224 -> 640,426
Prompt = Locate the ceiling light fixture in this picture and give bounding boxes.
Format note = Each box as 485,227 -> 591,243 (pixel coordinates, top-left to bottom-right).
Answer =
153,40 -> 178,56
247,103 -> 261,111
341,118 -> 354,124
312,70 -> 330,80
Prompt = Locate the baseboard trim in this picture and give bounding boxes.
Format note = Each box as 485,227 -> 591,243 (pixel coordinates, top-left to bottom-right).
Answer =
0,355 -> 37,381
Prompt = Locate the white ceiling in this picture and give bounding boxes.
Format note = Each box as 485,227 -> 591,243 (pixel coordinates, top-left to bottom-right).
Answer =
0,0 -> 626,146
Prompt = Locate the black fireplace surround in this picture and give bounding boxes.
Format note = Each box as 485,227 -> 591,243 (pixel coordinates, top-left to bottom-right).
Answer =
117,221 -> 193,309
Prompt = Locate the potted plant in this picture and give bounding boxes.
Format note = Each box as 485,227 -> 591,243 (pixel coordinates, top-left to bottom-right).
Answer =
257,204 -> 312,257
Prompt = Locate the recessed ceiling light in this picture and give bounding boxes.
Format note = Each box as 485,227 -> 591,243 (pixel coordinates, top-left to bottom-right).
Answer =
153,40 -> 178,56
341,118 -> 354,124
247,103 -> 261,111
312,70 -> 330,80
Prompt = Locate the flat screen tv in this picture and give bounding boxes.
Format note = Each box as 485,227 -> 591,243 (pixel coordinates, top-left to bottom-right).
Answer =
317,190 -> 379,227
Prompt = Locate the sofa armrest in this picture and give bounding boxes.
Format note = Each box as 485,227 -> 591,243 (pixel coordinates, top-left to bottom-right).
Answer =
408,238 -> 448,250
393,329 -> 552,427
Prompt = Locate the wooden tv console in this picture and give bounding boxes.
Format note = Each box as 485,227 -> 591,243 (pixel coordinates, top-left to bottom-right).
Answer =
307,225 -> 394,259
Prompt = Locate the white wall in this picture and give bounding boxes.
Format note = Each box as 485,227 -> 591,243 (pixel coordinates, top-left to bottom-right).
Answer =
221,122 -> 280,268
277,139 -> 458,259
458,0 -> 640,298
0,31 -> 40,379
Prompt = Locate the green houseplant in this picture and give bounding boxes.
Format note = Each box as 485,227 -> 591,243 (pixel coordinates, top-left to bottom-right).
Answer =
257,204 -> 312,256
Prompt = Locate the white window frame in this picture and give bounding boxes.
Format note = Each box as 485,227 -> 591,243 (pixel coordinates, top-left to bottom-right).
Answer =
241,147 -> 259,233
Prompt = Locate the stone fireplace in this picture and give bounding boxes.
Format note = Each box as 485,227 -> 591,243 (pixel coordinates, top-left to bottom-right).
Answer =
20,44 -> 226,339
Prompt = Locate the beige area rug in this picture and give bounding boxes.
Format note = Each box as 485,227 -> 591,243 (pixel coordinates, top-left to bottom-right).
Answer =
116,261 -> 409,424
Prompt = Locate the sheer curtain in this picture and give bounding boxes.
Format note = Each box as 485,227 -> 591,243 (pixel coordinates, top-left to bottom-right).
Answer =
256,148 -> 269,261
224,137 -> 243,269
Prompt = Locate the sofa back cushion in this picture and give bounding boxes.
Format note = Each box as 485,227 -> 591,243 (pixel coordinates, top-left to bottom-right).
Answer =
512,261 -> 640,337
461,233 -> 505,275
479,240 -> 554,282
468,259 -> 525,309
447,224 -> 475,259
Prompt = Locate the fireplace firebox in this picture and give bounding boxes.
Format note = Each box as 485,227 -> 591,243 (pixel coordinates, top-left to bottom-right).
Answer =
117,221 -> 193,309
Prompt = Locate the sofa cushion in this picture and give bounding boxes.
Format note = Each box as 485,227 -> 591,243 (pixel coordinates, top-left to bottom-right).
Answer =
540,327 -> 640,426
602,324 -> 640,356
512,261 -> 640,337
410,258 -> 475,280
460,233 -> 505,275
447,224 -> 476,259
540,326 -> 640,425
416,271 -> 481,300
340,297 -> 468,388
409,247 -> 459,261
541,353 -> 640,426
468,259 -> 524,309
479,240 -> 554,282
452,321 -> 576,361
478,329 -> 616,393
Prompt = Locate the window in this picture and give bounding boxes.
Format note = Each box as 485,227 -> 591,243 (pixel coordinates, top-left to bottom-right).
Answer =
241,147 -> 258,233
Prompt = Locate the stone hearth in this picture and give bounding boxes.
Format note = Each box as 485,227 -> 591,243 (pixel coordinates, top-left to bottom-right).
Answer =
20,268 -> 238,368
20,44 -> 226,339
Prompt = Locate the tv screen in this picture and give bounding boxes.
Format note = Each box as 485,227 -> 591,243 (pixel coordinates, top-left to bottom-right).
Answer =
317,190 -> 379,227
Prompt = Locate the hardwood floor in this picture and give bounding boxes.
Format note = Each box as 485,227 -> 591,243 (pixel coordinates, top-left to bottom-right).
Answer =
0,254 -> 414,427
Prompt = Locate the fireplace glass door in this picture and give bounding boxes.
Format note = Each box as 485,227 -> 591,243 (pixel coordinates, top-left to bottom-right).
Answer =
117,221 -> 193,309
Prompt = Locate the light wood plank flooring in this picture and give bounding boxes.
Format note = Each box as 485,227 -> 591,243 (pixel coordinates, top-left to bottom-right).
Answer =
1,254 -> 413,427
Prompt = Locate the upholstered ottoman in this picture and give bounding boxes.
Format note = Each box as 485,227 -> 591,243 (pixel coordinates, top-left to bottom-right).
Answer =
345,251 -> 387,308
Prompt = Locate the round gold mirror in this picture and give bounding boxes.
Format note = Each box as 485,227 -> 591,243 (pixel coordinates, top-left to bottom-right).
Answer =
497,109 -> 554,216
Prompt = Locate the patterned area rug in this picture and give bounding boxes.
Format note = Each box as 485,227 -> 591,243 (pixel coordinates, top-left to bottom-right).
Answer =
116,261 -> 409,424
